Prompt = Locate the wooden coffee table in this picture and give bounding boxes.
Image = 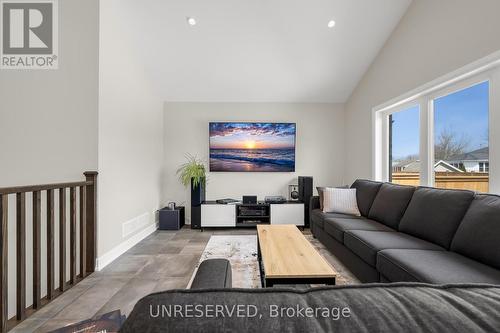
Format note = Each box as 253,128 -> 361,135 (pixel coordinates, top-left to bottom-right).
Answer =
256,225 -> 336,287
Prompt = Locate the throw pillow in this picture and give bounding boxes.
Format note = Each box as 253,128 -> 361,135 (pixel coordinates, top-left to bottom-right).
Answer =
322,188 -> 361,216
317,185 -> 348,210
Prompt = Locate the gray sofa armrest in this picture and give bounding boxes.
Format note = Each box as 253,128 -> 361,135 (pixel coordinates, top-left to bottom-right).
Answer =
310,196 -> 320,210
309,196 -> 320,233
190,259 -> 232,289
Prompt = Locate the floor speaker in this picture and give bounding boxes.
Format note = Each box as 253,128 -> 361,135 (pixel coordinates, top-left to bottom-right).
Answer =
191,179 -> 205,229
298,176 -> 313,227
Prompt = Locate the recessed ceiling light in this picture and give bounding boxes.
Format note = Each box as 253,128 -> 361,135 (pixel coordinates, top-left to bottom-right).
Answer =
327,20 -> 336,28
187,17 -> 196,26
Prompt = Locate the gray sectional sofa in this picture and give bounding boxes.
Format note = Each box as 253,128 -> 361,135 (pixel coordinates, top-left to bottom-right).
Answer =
310,180 -> 500,284
121,284 -> 500,332
121,187 -> 500,332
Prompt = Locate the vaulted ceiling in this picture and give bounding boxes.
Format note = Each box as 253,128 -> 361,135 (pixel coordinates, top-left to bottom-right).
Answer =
122,0 -> 412,102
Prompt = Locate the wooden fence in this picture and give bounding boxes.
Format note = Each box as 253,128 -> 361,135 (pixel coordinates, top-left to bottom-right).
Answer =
392,172 -> 489,192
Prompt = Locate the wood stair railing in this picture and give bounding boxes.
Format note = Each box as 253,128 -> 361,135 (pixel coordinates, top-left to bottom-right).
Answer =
0,172 -> 97,332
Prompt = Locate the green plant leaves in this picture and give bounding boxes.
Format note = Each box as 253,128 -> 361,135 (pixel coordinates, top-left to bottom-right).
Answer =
176,154 -> 206,188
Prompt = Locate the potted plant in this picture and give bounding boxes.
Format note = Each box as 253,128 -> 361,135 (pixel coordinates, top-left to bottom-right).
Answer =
176,154 -> 207,189
176,155 -> 207,225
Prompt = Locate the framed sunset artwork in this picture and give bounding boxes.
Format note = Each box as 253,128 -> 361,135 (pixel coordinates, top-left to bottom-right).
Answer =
209,122 -> 296,172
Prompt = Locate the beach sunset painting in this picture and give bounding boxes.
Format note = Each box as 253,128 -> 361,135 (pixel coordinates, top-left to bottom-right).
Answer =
209,123 -> 296,172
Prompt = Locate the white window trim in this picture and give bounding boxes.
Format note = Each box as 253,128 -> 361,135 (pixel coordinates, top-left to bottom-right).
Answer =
372,50 -> 500,193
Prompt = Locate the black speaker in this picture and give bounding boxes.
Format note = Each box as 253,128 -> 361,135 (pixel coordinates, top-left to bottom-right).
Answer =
298,176 -> 313,227
190,179 -> 206,229
191,206 -> 201,229
288,185 -> 299,201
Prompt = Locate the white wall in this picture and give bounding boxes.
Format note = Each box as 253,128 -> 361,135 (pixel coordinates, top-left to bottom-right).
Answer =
97,0 -> 163,267
0,0 -> 99,319
163,103 -> 345,223
344,0 -> 500,183
0,0 -> 98,185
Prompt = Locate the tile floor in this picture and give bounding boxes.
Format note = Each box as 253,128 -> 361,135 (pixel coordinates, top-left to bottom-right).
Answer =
10,226 -> 358,332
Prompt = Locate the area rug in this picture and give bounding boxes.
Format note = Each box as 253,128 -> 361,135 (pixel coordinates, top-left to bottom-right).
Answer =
188,235 -> 261,288
188,234 -> 359,288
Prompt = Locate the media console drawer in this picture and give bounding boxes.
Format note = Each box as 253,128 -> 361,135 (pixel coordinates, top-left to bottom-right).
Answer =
201,204 -> 236,227
270,203 -> 305,226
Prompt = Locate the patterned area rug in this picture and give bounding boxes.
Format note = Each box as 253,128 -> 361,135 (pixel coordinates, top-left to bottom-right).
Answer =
188,234 -> 359,288
188,235 -> 261,288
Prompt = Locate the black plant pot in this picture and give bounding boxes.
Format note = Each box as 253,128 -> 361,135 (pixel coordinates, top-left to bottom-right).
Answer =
190,178 -> 206,229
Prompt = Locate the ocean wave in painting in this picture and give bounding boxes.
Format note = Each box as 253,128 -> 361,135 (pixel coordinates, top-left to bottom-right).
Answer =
210,148 -> 295,172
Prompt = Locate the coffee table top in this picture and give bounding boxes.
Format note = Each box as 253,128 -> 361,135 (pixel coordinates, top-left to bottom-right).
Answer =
257,225 -> 336,279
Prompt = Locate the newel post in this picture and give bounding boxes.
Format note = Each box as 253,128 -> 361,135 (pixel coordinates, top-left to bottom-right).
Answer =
84,171 -> 98,273
0,194 -> 8,333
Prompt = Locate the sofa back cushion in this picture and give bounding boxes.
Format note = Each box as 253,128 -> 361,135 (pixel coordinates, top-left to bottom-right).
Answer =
368,183 -> 415,229
451,195 -> 500,269
398,187 -> 474,248
350,180 -> 383,217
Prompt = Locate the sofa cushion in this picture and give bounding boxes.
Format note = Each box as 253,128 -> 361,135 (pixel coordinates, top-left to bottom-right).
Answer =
398,187 -> 475,248
350,179 -> 383,217
368,183 -> 415,229
451,194 -> 500,270
323,217 -> 393,242
377,249 -> 500,284
311,209 -> 363,230
344,230 -> 444,267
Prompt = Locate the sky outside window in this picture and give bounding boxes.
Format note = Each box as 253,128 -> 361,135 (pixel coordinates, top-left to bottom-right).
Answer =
434,81 -> 489,155
391,81 -> 489,162
391,106 -> 420,161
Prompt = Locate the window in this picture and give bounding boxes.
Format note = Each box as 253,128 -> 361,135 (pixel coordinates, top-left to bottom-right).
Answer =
389,106 -> 420,185
479,162 -> 490,173
373,58 -> 499,194
433,81 -> 489,191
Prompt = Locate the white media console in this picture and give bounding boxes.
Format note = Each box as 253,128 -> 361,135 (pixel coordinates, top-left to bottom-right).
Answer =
200,202 -> 305,229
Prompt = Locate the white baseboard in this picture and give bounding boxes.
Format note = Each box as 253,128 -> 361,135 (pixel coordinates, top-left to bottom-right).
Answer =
95,222 -> 158,271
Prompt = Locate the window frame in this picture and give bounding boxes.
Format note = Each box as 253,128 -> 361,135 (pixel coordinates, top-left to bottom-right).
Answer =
387,104 -> 421,183
372,52 -> 500,193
